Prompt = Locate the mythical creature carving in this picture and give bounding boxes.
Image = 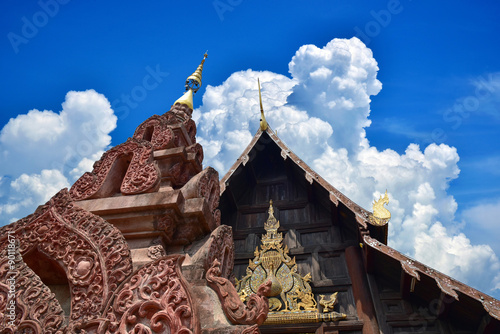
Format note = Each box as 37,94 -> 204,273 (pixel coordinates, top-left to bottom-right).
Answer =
319,292 -> 339,313
147,245 -> 167,260
369,190 -> 391,226
70,138 -> 160,200
0,189 -> 133,331
206,259 -> 271,326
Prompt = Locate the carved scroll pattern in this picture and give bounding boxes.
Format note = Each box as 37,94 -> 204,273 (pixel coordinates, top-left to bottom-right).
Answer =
206,259 -> 270,326
199,167 -> 221,226
183,119 -> 197,145
206,225 -> 235,281
169,162 -> 194,187
70,138 -> 160,200
165,103 -> 193,124
0,253 -> 65,334
0,189 -> 133,325
157,211 -> 177,243
105,255 -> 196,334
240,324 -> 261,334
133,115 -> 175,150
186,143 -> 204,167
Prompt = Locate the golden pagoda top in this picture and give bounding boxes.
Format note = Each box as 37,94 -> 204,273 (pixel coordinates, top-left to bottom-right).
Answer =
174,52 -> 208,109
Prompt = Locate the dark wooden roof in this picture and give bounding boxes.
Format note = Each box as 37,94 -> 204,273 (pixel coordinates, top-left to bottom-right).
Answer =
219,126 -> 500,333
220,127 -> 388,243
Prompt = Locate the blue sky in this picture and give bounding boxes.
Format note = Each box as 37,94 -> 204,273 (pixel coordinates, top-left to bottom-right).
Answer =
1,1 -> 500,298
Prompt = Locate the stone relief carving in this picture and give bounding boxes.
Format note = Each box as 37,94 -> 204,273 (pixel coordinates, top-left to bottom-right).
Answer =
104,255 -> 197,334
70,138 -> 160,200
206,258 -> 271,326
0,189 -> 133,330
0,253 -> 65,334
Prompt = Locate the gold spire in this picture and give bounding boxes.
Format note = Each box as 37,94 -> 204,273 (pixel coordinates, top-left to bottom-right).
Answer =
258,78 -> 268,131
174,89 -> 194,110
186,52 -> 207,93
174,52 -> 208,109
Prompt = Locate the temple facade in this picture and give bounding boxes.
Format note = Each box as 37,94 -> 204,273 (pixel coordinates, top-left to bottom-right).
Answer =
219,85 -> 500,333
1,56 -> 500,334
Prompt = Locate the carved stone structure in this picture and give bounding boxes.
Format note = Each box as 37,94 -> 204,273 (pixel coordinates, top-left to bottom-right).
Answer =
0,55 -> 268,334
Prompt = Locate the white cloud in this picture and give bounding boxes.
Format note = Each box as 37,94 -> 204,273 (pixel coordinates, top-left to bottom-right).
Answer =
0,89 -> 116,224
0,169 -> 69,223
193,70 -> 296,172
194,37 -> 500,297
0,89 -> 116,177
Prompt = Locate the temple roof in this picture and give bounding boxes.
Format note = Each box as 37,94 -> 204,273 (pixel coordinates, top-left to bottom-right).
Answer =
219,126 -> 387,242
219,122 -> 500,326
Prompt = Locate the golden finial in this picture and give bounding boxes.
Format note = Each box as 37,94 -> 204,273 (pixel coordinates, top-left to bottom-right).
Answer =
186,52 -> 208,93
258,78 -> 268,131
174,52 -> 208,109
370,190 -> 391,226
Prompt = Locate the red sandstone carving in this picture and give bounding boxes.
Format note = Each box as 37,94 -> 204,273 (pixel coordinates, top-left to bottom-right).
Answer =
206,259 -> 270,326
205,225 -> 235,281
0,189 -> 133,328
182,167 -> 221,226
165,103 -> 193,123
183,119 -> 197,145
240,324 -> 261,334
133,115 -> 175,150
169,162 -> 194,187
147,245 -> 167,260
0,254 -> 65,333
70,138 -> 160,200
105,255 -> 197,334
157,211 -> 177,243
174,218 -> 204,245
186,143 -> 204,168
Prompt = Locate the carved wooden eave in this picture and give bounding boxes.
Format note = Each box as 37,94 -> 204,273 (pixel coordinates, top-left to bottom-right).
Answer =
363,234 -> 500,325
219,126 -> 388,244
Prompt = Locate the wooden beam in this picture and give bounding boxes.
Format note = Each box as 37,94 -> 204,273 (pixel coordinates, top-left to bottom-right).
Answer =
345,245 -> 380,334
476,314 -> 500,334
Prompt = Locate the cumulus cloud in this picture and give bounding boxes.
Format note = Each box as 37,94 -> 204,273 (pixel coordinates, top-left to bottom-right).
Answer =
1,89 -> 115,177
0,89 -> 116,224
194,37 -> 500,297
0,169 -> 70,223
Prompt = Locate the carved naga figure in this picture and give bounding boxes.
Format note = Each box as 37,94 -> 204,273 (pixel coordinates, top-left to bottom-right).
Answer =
370,190 -> 391,226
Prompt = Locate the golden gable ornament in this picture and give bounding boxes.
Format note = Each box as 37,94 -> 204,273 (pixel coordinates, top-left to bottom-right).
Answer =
235,200 -> 347,324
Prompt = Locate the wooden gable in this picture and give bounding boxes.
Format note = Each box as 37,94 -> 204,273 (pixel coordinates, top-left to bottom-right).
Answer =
219,128 -> 500,334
